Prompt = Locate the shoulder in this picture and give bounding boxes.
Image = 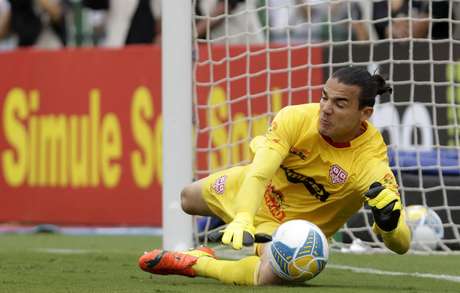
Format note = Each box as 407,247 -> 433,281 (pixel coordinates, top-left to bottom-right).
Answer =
273,104 -> 319,130
365,121 -> 387,148
353,127 -> 393,190
278,103 -> 319,118
267,104 -> 319,145
354,121 -> 389,163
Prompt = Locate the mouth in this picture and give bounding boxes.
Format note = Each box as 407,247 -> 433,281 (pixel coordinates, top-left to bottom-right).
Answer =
320,118 -> 331,128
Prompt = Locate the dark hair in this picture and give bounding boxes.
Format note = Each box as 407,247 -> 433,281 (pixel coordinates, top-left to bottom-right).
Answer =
331,67 -> 392,109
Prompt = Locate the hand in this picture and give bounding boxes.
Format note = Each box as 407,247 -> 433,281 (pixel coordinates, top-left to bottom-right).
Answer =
221,213 -> 256,250
365,182 -> 402,231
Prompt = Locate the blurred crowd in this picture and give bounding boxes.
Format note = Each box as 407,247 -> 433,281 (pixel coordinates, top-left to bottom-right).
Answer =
0,0 -> 458,51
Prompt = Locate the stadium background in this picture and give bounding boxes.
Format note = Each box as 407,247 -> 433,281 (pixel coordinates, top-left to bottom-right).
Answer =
1,1 -> 460,292
1,42 -> 458,229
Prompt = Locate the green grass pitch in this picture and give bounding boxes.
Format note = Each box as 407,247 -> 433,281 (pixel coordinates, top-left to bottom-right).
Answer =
0,234 -> 459,292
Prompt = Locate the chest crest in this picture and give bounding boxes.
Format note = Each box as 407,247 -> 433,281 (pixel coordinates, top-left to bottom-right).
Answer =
329,164 -> 348,185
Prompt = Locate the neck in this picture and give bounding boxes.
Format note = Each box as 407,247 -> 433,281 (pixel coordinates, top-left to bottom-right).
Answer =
321,134 -> 351,148
322,122 -> 367,146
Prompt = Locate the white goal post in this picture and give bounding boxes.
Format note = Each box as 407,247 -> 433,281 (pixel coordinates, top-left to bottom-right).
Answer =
161,0 -> 194,250
163,0 -> 460,253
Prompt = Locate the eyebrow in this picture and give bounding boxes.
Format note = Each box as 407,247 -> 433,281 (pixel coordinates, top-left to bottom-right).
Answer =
322,89 -> 350,102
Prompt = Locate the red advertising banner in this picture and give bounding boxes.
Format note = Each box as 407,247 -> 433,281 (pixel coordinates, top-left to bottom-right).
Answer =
0,45 -> 322,227
0,46 -> 163,226
194,45 -> 323,177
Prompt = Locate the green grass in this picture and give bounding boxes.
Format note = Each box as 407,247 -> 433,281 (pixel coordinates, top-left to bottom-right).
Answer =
0,234 -> 459,292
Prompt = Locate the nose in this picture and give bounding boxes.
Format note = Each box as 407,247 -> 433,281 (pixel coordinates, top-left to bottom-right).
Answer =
321,99 -> 333,115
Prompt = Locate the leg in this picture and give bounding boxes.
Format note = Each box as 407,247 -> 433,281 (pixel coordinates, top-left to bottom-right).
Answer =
140,242 -> 288,286
256,243 -> 286,285
139,245 -> 259,285
181,165 -> 248,222
141,166 -> 278,285
193,242 -> 287,285
180,179 -> 217,217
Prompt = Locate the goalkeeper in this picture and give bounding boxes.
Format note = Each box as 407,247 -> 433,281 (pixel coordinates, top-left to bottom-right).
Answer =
139,67 -> 411,285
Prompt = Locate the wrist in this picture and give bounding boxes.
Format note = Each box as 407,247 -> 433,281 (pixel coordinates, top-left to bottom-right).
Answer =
234,212 -> 254,225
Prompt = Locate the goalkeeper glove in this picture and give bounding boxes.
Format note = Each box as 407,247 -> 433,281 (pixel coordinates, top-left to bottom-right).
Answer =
365,182 -> 402,232
221,212 -> 256,250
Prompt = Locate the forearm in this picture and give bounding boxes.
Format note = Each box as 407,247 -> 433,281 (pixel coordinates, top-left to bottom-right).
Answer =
233,174 -> 267,218
373,211 -> 411,254
234,147 -> 283,217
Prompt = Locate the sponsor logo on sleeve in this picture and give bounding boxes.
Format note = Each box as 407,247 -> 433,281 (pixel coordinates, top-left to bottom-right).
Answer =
264,184 -> 286,221
289,147 -> 310,160
382,172 -> 400,194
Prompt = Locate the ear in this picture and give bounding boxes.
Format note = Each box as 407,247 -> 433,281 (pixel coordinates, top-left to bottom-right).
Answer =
360,106 -> 373,122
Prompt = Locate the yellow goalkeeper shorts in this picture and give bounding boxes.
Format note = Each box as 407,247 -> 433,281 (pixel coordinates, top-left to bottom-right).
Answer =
201,165 -> 280,236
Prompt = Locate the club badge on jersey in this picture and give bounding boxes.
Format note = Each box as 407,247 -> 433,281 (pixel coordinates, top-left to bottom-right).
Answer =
329,164 -> 348,185
211,175 -> 227,195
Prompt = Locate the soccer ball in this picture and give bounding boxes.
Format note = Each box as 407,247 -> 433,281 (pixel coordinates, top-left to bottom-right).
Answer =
405,205 -> 444,250
268,220 -> 329,282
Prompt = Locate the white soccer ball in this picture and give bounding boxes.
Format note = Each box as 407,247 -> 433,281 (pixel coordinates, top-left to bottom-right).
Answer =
268,220 -> 329,282
405,205 -> 444,250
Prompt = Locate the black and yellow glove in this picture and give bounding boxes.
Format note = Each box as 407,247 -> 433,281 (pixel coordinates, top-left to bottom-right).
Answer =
365,182 -> 402,232
208,214 -> 272,248
221,212 -> 256,250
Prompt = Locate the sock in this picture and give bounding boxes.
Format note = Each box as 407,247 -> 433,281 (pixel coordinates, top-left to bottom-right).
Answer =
193,255 -> 260,285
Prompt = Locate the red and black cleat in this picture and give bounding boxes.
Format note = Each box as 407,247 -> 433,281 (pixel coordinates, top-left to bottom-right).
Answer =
138,247 -> 215,277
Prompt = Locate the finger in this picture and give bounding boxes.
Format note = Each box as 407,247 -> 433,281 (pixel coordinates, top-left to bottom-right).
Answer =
372,189 -> 399,209
232,230 -> 243,250
221,229 -> 233,245
378,200 -> 398,215
254,233 -> 272,243
368,190 -> 394,208
377,200 -> 401,215
375,197 -> 397,210
208,231 -> 272,244
242,231 -> 255,247
365,182 -> 384,199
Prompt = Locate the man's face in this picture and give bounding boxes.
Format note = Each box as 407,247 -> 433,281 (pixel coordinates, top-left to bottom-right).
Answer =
318,78 -> 372,142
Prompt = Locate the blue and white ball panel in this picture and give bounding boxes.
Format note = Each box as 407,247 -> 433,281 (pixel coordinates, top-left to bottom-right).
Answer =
269,220 -> 329,281
270,241 -> 296,278
296,229 -> 325,258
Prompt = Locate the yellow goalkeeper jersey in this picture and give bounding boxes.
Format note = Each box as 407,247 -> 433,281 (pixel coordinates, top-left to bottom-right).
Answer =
252,103 -> 399,238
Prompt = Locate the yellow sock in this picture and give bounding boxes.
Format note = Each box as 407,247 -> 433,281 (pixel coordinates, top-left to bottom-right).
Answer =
193,255 -> 260,285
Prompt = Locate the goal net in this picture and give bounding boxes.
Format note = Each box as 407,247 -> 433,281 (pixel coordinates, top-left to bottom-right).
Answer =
188,0 -> 460,254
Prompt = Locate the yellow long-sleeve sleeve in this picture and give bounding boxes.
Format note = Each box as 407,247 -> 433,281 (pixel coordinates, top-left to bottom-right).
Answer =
233,145 -> 284,218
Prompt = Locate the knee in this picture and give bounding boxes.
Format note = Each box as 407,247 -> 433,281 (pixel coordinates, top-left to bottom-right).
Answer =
180,185 -> 195,215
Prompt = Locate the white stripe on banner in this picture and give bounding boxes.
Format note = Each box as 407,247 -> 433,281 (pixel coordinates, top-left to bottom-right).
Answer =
328,264 -> 460,283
